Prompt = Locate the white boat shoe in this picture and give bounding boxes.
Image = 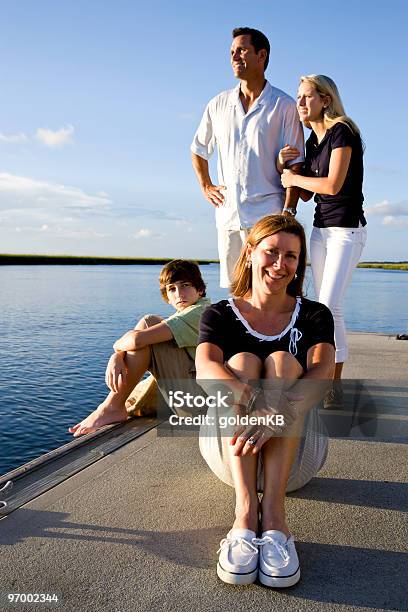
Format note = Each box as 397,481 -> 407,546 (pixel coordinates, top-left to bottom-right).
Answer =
217,528 -> 259,585
255,529 -> 301,588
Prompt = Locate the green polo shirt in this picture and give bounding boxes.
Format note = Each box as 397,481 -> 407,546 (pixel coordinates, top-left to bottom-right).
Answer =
166,297 -> 211,360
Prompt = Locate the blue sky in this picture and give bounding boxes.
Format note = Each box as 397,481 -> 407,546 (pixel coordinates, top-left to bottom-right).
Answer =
0,0 -> 407,260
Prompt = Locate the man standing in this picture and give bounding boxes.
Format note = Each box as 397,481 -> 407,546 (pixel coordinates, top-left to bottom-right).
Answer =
191,27 -> 304,287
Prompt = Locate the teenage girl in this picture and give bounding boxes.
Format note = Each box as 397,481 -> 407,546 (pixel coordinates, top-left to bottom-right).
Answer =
280,75 -> 366,405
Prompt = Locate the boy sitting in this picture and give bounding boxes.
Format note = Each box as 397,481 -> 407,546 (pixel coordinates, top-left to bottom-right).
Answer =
69,259 -> 210,437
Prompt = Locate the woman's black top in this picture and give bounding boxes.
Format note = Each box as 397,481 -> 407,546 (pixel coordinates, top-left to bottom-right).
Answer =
305,122 -> 367,228
198,297 -> 335,373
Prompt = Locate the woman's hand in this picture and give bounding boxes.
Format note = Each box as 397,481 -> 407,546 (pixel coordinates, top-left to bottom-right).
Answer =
281,168 -> 297,189
278,145 -> 301,171
105,352 -> 128,393
283,146 -> 352,195
230,388 -> 302,456
230,395 -> 279,456
231,423 -> 274,456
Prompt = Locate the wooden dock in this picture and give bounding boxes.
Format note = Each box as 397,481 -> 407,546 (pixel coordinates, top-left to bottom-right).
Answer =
1,333 -> 407,611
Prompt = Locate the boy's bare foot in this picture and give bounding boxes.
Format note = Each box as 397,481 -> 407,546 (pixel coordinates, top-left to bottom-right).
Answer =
68,401 -> 128,437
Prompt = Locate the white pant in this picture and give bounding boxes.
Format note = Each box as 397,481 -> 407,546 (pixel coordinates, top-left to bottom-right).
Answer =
217,228 -> 250,288
310,225 -> 367,363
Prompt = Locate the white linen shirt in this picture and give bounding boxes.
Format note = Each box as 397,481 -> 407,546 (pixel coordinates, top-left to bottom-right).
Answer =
191,81 -> 305,230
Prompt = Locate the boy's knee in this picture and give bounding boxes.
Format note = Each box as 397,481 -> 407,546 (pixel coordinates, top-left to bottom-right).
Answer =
135,314 -> 163,329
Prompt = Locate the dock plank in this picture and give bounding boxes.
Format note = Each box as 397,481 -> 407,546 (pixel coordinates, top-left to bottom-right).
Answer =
1,333 -> 407,612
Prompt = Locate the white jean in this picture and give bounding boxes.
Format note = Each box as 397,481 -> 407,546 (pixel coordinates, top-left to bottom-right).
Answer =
310,225 -> 367,363
217,227 -> 250,288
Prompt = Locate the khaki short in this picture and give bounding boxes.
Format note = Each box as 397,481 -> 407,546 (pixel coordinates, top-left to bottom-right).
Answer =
125,314 -> 199,418
217,227 -> 250,288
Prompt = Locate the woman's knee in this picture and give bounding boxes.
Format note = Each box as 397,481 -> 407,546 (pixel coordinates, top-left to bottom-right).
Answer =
226,352 -> 263,381
264,351 -> 303,380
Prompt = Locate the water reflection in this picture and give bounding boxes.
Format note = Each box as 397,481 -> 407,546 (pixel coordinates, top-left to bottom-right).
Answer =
0,265 -> 407,475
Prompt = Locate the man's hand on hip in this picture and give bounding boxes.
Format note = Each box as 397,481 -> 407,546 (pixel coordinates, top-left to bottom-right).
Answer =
202,183 -> 226,207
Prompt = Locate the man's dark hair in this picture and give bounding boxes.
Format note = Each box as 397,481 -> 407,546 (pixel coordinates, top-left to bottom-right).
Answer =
232,27 -> 270,70
159,259 -> 206,302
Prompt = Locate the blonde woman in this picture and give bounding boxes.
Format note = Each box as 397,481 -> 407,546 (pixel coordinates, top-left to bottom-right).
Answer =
196,215 -> 335,587
280,75 -> 367,406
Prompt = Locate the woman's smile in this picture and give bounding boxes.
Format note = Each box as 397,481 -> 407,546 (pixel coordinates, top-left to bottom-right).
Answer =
264,269 -> 285,280
248,231 -> 301,295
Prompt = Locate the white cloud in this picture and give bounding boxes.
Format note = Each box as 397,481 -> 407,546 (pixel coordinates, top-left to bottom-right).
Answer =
133,228 -> 165,240
0,172 -> 114,246
382,215 -> 408,227
0,132 -> 28,143
53,227 -> 108,239
134,228 -> 152,238
365,199 -> 408,227
365,199 -> 408,217
4,220 -> 109,239
35,124 -> 74,148
0,172 -> 112,211
125,207 -> 185,222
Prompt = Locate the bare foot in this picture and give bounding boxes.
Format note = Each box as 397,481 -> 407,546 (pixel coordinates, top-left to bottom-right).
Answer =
68,400 -> 128,437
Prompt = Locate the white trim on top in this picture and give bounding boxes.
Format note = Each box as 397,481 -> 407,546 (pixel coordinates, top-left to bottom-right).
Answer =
227,296 -> 302,341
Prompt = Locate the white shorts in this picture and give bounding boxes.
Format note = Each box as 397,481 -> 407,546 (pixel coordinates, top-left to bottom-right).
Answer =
217,228 -> 250,288
198,405 -> 328,492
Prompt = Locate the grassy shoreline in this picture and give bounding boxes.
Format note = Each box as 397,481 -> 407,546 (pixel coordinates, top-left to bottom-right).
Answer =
0,254 -> 217,266
357,263 -> 408,270
0,254 -> 407,270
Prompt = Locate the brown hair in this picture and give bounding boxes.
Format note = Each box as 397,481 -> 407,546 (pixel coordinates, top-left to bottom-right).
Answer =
232,27 -> 270,70
230,215 -> 307,298
159,259 -> 206,302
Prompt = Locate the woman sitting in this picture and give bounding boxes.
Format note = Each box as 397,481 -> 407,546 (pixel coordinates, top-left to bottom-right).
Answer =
195,214 -> 335,587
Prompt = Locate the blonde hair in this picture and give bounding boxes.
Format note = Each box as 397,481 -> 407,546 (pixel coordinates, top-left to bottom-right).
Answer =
300,74 -> 361,137
230,215 -> 307,298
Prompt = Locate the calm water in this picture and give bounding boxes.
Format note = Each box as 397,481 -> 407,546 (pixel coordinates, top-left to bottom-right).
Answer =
1,265 -> 407,476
